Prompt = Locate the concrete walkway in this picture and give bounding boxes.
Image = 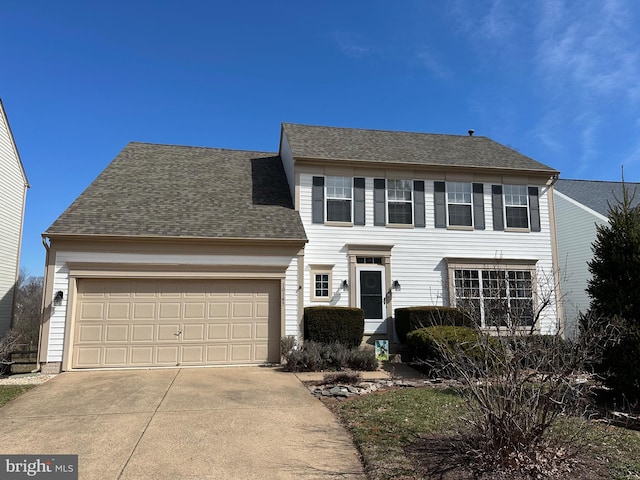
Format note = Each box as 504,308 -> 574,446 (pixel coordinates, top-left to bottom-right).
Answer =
0,368 -> 365,479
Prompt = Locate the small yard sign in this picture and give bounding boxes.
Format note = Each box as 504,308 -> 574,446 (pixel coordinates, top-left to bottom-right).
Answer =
375,340 -> 389,361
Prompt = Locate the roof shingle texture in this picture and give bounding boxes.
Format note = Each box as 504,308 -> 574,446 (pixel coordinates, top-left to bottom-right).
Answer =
555,179 -> 640,217
282,123 -> 558,173
46,142 -> 307,240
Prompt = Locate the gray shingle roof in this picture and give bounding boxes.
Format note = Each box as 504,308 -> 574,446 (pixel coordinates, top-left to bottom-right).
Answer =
555,179 -> 640,217
282,123 -> 558,174
46,142 -> 307,241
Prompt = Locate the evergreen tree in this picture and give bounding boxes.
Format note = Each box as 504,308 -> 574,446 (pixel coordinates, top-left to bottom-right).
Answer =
586,177 -> 640,401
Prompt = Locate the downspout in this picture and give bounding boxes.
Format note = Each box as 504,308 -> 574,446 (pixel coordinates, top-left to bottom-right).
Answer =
546,174 -> 564,337
34,235 -> 51,372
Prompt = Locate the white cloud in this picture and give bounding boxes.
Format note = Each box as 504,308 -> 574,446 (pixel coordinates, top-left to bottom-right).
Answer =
332,32 -> 372,58
415,49 -> 451,79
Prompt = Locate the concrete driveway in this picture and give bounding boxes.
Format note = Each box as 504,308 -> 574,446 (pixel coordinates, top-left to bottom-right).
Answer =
0,368 -> 365,479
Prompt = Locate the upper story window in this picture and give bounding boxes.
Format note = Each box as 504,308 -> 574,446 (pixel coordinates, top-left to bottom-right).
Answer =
447,182 -> 473,227
326,176 -> 352,222
435,181 -> 484,230
312,176 -> 365,226
503,185 -> 529,229
387,179 -> 413,225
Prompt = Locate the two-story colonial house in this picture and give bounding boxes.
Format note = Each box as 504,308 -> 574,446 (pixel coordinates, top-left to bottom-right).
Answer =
37,123 -> 561,373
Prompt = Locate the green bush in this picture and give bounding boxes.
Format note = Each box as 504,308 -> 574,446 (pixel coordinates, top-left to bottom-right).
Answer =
304,307 -> 364,348
282,341 -> 377,372
395,306 -> 470,344
596,325 -> 640,401
406,326 -> 488,365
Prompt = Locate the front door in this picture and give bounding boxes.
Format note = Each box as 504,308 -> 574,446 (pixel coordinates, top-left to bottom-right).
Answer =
357,267 -> 385,321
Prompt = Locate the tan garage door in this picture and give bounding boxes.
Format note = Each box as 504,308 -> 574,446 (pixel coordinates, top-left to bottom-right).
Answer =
72,279 -> 280,368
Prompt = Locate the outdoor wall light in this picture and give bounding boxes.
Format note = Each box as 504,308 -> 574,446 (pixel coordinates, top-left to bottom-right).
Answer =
53,291 -> 64,306
391,280 -> 401,291
341,280 -> 349,291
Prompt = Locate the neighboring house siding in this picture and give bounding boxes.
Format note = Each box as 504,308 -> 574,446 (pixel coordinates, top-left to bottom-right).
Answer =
0,105 -> 28,336
554,191 -> 607,337
46,251 -> 298,363
299,173 -> 558,335
279,132 -> 295,201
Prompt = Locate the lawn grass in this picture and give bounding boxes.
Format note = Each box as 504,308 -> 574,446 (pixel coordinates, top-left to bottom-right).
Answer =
0,385 -> 35,408
329,388 -> 465,479
329,387 -> 640,479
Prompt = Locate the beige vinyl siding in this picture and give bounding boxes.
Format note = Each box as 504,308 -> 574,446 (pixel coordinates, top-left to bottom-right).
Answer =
554,192 -> 607,337
46,250 -> 297,363
299,174 -> 558,335
0,107 -> 28,336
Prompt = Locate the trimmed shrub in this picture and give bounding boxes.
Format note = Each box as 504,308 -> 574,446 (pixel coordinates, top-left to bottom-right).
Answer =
282,341 -> 377,372
596,325 -> 640,401
406,326 -> 487,365
304,307 -> 364,348
395,306 -> 470,344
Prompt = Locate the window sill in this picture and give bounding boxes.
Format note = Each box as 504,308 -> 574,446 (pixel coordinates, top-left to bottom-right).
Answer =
386,223 -> 414,229
504,227 -> 531,233
447,225 -> 474,231
324,221 -> 354,227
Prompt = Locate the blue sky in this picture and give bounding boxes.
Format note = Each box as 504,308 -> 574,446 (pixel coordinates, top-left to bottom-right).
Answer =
3,0 -> 640,275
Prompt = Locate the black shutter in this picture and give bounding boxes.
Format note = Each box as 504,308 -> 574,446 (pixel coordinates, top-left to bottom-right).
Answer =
528,186 -> 541,232
374,179 -> 386,226
492,185 -> 504,231
354,177 -> 365,225
434,181 -> 446,228
312,176 -> 324,224
473,183 -> 485,230
413,181 -> 425,228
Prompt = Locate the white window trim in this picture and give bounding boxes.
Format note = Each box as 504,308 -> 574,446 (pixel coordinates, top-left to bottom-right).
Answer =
310,264 -> 334,302
386,179 -> 413,226
503,184 -> 530,231
325,176 -> 353,224
446,258 -> 538,330
446,181 -> 473,229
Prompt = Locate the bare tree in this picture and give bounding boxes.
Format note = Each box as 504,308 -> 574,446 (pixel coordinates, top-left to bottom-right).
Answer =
11,268 -> 43,348
414,266 -> 618,476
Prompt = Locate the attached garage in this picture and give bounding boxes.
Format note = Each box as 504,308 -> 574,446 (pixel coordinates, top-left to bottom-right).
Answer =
71,278 -> 281,369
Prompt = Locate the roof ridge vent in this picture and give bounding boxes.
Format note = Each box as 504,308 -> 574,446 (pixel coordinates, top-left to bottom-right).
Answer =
468,129 -> 474,137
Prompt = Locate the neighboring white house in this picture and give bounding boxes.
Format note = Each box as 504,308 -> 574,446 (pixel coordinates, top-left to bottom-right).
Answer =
554,179 -> 640,337
0,99 -> 29,338
39,123 -> 562,373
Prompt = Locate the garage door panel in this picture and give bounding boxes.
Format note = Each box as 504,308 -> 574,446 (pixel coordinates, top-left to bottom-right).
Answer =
158,324 -> 181,341
255,323 -> 269,340
80,303 -> 104,320
232,302 -> 253,318
104,348 -> 127,366
75,347 -> 101,367
184,303 -> 205,319
207,324 -> 229,340
159,303 -> 181,319
105,324 -> 128,342
73,279 -> 280,368
182,324 -> 205,341
182,345 -> 204,363
133,303 -> 155,320
209,303 -> 229,318
230,344 -> 253,362
131,347 -> 154,365
231,324 -> 253,340
156,346 -> 179,364
206,345 -> 229,363
107,303 -> 130,320
131,324 -> 155,342
77,325 -> 102,342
